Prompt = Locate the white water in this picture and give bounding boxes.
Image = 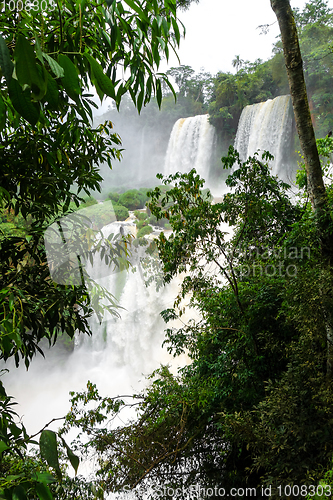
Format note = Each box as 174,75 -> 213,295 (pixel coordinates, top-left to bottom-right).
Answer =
164,114 -> 215,181
234,95 -> 294,179
3,221 -> 192,442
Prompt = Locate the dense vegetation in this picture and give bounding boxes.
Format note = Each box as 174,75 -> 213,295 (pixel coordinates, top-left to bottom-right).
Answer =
62,139 -> 333,499
1,0 -> 333,499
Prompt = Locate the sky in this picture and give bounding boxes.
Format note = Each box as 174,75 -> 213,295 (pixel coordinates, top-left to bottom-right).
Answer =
159,0 -> 333,75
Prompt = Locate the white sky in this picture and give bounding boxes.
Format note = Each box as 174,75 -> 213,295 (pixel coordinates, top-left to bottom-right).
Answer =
160,0 -> 333,75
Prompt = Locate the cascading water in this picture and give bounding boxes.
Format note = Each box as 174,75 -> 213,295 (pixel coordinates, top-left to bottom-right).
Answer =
3,218 -> 192,441
164,114 -> 215,181
234,95 -> 294,179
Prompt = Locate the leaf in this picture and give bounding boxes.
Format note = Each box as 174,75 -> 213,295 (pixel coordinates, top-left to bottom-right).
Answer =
137,87 -> 144,113
34,34 -> 43,62
84,54 -> 115,100
43,74 -> 59,109
8,78 -> 40,126
123,0 -> 149,23
171,17 -> 180,46
156,78 -> 162,108
36,483 -> 54,500
35,472 -> 56,484
12,486 -> 27,500
39,430 -> 61,478
14,34 -> 47,100
58,54 -> 81,102
0,441 -> 9,454
60,437 -> 80,475
0,94 -> 6,130
160,75 -> 176,102
42,53 -> 64,79
0,34 -> 13,86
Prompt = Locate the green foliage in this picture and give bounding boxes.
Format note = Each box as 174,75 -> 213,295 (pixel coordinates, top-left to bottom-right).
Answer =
118,189 -> 149,210
133,210 -> 148,221
0,0 -> 182,125
108,192 -> 120,203
0,375 -> 80,500
135,219 -> 149,230
206,0 -> 333,149
296,135 -> 333,190
208,59 -> 279,146
80,197 -> 98,208
136,225 -> 153,238
113,204 -> 130,221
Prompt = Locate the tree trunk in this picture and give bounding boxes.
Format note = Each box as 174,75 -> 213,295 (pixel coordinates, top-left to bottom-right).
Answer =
271,0 -> 333,379
270,0 -> 333,257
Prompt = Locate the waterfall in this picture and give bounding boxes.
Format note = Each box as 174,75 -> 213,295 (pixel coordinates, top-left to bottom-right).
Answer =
4,218 -> 192,438
164,114 -> 215,181
234,95 -> 294,179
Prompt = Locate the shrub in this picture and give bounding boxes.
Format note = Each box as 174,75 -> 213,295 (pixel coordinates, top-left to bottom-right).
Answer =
108,191 -> 120,203
119,190 -> 142,210
137,188 -> 150,206
135,220 -> 149,230
80,196 -> 98,207
148,215 -> 168,228
134,210 -> 148,221
136,225 -> 153,238
114,205 -> 129,221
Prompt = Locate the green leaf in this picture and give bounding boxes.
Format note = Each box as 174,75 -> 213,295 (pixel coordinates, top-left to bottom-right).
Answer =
14,34 -> 47,100
58,54 -> 81,102
0,95 -> 6,130
84,54 -> 115,100
60,437 -> 80,475
160,75 -> 176,102
43,74 -> 59,110
156,78 -> 162,108
34,35 -> 43,63
39,430 -> 61,478
12,486 -> 27,500
137,87 -> 144,113
42,53 -> 64,79
8,78 -> 40,126
0,34 -> 14,86
36,483 -> 54,500
171,17 -> 180,46
35,472 -> 56,484
123,0 -> 149,23
0,441 -> 9,454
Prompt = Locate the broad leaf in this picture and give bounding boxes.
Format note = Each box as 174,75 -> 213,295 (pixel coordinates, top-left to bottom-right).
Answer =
36,483 -> 54,500
14,34 -> 46,100
35,472 -> 56,484
58,54 -> 81,102
84,54 -> 115,100
12,486 -> 27,500
42,53 -> 64,79
43,74 -> 59,110
0,34 -> 13,86
39,430 -> 61,478
0,440 -> 9,454
0,95 -> 6,130
8,78 -> 40,126
60,436 -> 80,475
